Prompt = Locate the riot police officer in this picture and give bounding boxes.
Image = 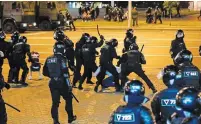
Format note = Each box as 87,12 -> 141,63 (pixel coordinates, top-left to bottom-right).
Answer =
109,80 -> 154,124
43,42 -> 76,124
0,75 -> 10,124
120,44 -> 157,93
78,35 -> 104,90
170,30 -> 186,59
72,33 -> 90,87
123,29 -> 138,53
0,30 -> 9,77
174,50 -> 201,89
167,87 -> 201,124
94,38 -> 121,92
12,36 -> 32,85
7,31 -> 20,83
151,65 -> 180,124
54,29 -> 75,70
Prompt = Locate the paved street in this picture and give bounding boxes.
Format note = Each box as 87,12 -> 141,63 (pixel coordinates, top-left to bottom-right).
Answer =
1,18 -> 201,124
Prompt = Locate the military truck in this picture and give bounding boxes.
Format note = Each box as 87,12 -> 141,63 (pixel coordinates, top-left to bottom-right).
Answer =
0,2 -> 32,33
0,1 -> 67,33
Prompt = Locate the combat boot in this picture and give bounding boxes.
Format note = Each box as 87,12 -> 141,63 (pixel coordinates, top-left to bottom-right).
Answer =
78,84 -> 83,90
20,74 -> 28,86
94,85 -> 98,92
53,119 -> 60,124
68,115 -> 77,124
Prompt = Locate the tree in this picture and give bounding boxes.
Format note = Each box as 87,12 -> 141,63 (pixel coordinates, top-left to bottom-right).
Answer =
163,1 -> 179,8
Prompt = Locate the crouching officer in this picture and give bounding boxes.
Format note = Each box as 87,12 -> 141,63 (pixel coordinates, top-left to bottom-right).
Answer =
12,36 -> 32,86
95,39 -> 121,92
123,29 -> 138,53
151,65 -> 181,124
78,35 -> 104,90
43,42 -> 76,124
109,80 -> 154,124
167,87 -> 201,124
0,75 -> 10,124
170,30 -> 186,60
121,44 -> 157,93
174,50 -> 201,89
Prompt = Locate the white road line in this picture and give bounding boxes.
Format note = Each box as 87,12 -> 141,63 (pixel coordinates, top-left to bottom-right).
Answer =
24,32 -> 49,36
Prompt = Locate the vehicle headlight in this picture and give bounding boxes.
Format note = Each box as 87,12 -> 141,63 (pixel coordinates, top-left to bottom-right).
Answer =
33,22 -> 37,26
22,23 -> 27,27
57,21 -> 61,24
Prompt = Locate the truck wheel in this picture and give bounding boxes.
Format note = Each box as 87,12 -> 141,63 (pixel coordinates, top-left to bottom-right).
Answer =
3,22 -> 16,34
39,20 -> 51,30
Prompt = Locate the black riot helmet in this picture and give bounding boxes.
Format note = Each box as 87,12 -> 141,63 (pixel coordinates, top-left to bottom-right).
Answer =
174,50 -> 193,65
82,33 -> 90,40
176,29 -> 184,39
0,30 -> 6,41
162,65 -> 178,87
90,36 -> 98,44
128,43 -> 138,50
11,31 -> 20,42
176,87 -> 201,113
126,29 -> 134,38
124,80 -> 145,96
19,36 -> 27,43
53,41 -> 66,55
54,30 -> 65,41
108,38 -> 118,47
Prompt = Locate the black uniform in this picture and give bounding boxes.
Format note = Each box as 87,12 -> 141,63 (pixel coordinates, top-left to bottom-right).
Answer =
72,36 -> 87,86
0,75 -> 10,124
95,43 -> 121,92
43,54 -> 75,123
176,62 -> 201,89
12,41 -> 32,84
63,37 -> 75,69
170,38 -> 186,59
151,87 -> 180,123
123,36 -> 138,52
0,40 -> 9,77
120,50 -> 157,92
78,38 -> 104,89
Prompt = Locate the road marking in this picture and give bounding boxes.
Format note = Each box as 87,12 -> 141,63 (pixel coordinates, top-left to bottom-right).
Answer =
24,32 -> 49,36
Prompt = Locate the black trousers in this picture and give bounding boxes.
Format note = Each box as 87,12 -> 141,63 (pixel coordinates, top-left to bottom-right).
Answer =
72,55 -> 83,85
13,59 -> 29,82
0,59 -> 3,76
0,95 -> 7,124
96,63 -> 120,89
49,84 -> 73,121
7,57 -> 15,82
79,61 -> 97,86
121,64 -> 155,88
155,15 -> 162,24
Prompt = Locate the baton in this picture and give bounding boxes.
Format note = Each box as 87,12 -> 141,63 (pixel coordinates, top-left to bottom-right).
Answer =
4,102 -> 21,112
97,25 -> 101,37
71,93 -> 79,103
140,44 -> 144,52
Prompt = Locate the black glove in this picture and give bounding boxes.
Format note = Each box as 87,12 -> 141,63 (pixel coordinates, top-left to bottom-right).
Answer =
28,58 -> 34,63
4,83 -> 10,90
100,35 -> 104,40
116,56 -> 121,59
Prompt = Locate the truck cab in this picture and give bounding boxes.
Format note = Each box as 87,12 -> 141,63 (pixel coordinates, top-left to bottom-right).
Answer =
0,2 -> 37,33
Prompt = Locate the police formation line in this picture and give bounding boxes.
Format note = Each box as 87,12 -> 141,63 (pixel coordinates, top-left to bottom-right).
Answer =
0,28 -> 201,124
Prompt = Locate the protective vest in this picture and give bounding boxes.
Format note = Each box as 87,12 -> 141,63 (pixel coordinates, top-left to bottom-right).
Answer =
126,50 -> 141,66
82,44 -> 92,62
46,56 -> 63,78
100,45 -> 111,64
177,64 -> 200,88
158,88 -> 179,122
112,105 -> 141,124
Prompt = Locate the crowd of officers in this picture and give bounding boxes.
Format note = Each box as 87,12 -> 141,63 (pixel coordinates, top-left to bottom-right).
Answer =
104,5 -> 126,22
0,27 -> 201,124
78,5 -> 100,22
